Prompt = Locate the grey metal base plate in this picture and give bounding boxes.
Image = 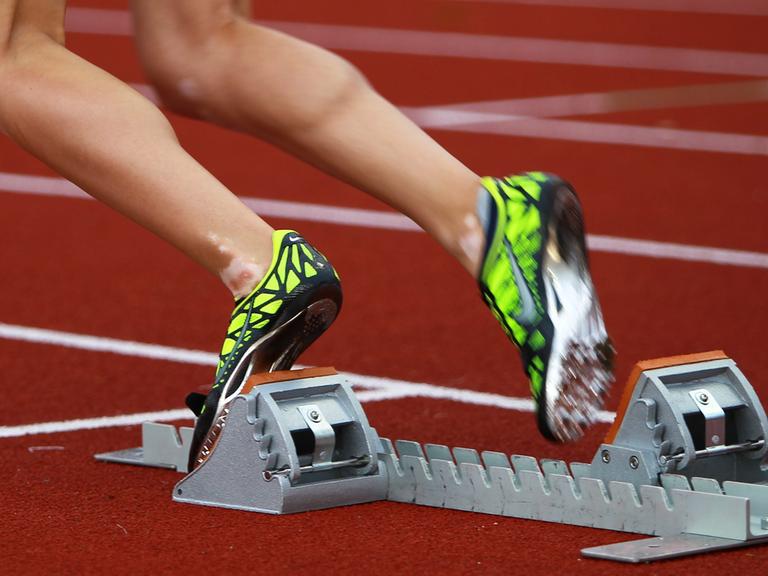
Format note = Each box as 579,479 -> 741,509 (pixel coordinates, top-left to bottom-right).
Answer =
94,447 -> 177,470
94,422 -> 194,472
582,534 -> 761,563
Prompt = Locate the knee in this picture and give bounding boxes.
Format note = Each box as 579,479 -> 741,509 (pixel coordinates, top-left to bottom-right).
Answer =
134,41 -> 204,117
133,16 -> 235,118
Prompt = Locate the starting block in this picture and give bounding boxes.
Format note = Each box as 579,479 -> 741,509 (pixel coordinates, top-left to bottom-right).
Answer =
95,352 -> 768,563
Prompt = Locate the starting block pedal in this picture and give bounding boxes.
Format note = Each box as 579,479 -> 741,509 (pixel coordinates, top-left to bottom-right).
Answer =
174,367 -> 387,513
96,353 -> 768,563
97,367 -> 388,513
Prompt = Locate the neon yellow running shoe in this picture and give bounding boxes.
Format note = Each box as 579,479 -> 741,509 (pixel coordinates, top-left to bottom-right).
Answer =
188,230 -> 342,469
477,172 -> 614,442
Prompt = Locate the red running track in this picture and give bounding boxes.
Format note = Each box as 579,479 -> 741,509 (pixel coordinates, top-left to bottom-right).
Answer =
1,1 -> 767,574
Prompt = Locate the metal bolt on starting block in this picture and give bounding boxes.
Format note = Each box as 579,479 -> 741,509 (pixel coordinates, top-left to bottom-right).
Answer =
96,352 -> 768,563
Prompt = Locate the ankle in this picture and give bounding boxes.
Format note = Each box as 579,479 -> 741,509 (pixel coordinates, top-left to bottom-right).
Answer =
433,192 -> 486,278
220,256 -> 267,299
208,232 -> 273,298
452,212 -> 485,278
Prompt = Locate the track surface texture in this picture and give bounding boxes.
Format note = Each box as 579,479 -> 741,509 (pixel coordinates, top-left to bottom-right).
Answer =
1,1 -> 767,574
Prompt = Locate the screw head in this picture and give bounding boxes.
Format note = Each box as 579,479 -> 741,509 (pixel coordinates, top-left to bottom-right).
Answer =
601,449 -> 611,463
698,392 -> 710,404
629,455 -> 640,470
308,410 -> 321,422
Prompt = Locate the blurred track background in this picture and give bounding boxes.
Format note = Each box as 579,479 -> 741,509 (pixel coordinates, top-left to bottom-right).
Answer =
1,1 -> 767,573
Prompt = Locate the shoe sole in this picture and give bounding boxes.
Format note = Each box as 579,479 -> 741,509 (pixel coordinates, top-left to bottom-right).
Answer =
538,183 -> 615,442
191,287 -> 341,469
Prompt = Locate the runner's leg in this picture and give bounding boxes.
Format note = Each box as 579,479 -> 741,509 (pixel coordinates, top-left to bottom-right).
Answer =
131,1 -> 485,275
0,0 -> 274,297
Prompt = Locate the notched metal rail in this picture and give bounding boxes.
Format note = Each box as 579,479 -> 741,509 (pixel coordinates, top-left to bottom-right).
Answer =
380,438 -> 768,542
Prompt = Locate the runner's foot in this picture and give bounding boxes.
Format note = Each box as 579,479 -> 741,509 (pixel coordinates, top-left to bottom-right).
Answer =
477,172 -> 614,441
188,230 -> 342,469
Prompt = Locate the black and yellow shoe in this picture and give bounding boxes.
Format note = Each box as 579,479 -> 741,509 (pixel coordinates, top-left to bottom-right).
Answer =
477,172 -> 614,442
189,230 -> 342,469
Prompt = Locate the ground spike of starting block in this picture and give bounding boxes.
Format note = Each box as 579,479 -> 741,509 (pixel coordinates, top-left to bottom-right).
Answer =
95,353 -> 768,563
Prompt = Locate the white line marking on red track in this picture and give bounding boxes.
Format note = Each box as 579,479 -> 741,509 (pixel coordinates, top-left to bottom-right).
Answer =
586,235 -> 768,269
0,321 -> 217,366
1,171 -> 767,269
405,80 -> 768,121
1,409 -> 192,439
240,196 -> 421,231
423,116 -> 768,157
0,321 -> 615,438
64,8 -> 768,77
126,77 -> 768,157
130,79 -> 768,157
462,0 -> 768,17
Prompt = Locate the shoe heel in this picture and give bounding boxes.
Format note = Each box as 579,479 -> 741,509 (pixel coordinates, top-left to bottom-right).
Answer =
189,290 -> 341,470
550,184 -> 588,272
270,298 -> 339,370
262,284 -> 342,372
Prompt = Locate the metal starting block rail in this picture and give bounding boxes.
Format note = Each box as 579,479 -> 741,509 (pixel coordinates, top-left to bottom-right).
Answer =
95,352 -> 768,563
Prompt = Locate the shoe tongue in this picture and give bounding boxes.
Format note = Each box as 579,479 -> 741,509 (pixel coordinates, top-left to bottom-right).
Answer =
476,185 -> 495,240
185,392 -> 207,417
476,184 -> 498,267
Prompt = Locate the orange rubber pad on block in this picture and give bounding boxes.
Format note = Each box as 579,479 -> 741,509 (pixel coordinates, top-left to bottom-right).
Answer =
243,366 -> 337,394
603,351 -> 728,444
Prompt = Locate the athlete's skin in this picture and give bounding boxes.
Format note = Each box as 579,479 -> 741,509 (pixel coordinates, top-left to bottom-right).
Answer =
0,0 -> 484,298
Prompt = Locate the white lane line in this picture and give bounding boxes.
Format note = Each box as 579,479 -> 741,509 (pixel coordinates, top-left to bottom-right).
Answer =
425,116 -> 768,157
1,171 -> 767,270
240,196 -> 420,232
0,321 -> 616,438
0,409 -> 192,439
0,322 -> 217,366
0,398 -> 615,439
405,80 -> 768,121
65,7 -> 133,36
133,77 -> 768,157
131,79 -> 768,157
587,235 -> 768,269
349,373 -> 620,426
64,8 -> 768,77
461,0 -> 768,17
0,171 -> 420,232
